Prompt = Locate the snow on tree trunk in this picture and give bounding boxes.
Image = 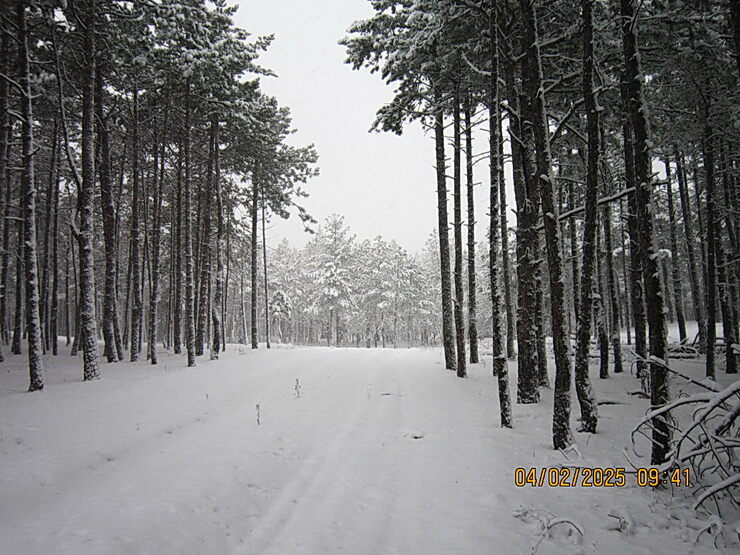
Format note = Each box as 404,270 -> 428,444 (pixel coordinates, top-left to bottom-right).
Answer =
96,61 -> 123,363
261,195 -> 270,350
487,3 -> 511,428
601,202 -> 623,374
573,0 -> 600,433
149,119 -> 165,365
663,158 -> 687,344
183,81 -> 196,368
464,98 -> 478,365
173,142 -> 183,355
621,0 -> 669,464
17,1 -> 44,390
452,90 -> 467,378
433,89 -> 456,372
519,0 -> 576,442
503,31 -> 539,405
196,120 -> 215,357
77,0 -> 100,381
674,148 -> 705,350
211,118 -> 224,360
622,111 -> 647,379
251,180 -> 259,349
129,87 -> 142,362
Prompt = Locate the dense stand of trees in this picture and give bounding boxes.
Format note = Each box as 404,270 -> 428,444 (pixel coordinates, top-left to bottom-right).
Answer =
1,0 -> 737,468
0,0 -> 317,383
343,0 -> 738,460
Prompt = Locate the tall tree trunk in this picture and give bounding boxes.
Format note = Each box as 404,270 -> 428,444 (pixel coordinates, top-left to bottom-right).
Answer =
498,122 -> 516,361
96,62 -> 122,362
597,223 -> 609,379
717,143 -> 738,374
11,210 -> 23,355
129,87 -> 142,361
464,98 -> 478,364
619,198 -> 632,345
40,121 -> 57,354
17,1 -> 44,389
196,120 -> 215,356
674,148 -> 705,349
601,203 -> 623,373
183,80 -> 196,367
0,30 -> 8,358
261,193 -> 270,350
453,88 -> 467,378
148,119 -> 165,365
433,88 -> 456,372
77,0 -> 100,380
703,131 -> 717,379
488,2 -> 511,427
623,110 -> 647,379
663,157 -> 687,344
0,142 -> 11,348
571,0 -> 600,433
522,0 -> 576,442
50,158 -> 60,356
622,0 -> 669,464
173,142 -> 183,354
504,29 -> 539,404
211,118 -> 224,359
250,181 -> 259,349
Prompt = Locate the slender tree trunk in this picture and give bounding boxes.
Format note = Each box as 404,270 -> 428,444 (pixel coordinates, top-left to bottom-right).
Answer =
488,3 -> 511,427
597,223 -> 609,379
620,198 -> 632,345
196,120 -> 215,357
717,143 -> 738,374
703,131 -> 718,379
129,87 -> 142,361
183,80 -> 196,367
250,181 -> 259,349
96,62 -> 121,362
149,119 -> 165,365
535,263 -> 550,388
11,213 -> 23,355
601,203 -> 623,373
498,121 -> 516,360
570,0 -> 600,433
623,111 -> 647,378
0,143 -> 11,348
17,1 -> 44,389
50,163 -> 60,356
261,194 -> 270,350
464,98 -> 478,364
0,30 -> 8,358
622,0 -> 669,464
504,33 -> 539,404
663,157 -> 687,344
453,88 -> 467,378
77,0 -> 100,380
173,142 -> 183,354
40,121 -> 57,354
433,88 -> 456,372
675,148 -> 704,347
520,0 -> 576,442
211,118 -> 224,359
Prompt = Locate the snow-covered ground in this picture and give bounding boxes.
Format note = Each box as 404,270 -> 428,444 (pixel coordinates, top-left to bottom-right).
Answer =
0,339 -> 736,554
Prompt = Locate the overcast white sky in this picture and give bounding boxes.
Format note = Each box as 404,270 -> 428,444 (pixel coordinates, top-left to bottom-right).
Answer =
234,0 -> 500,254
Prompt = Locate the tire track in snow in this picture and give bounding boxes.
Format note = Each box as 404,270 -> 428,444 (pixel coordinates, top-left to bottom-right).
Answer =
242,349 -> 404,554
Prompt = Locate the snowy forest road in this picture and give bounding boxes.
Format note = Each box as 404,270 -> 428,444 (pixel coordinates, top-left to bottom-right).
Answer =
0,346 -> 720,554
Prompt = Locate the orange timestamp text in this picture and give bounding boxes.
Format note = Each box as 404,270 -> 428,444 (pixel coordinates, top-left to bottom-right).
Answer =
514,466 -> 692,488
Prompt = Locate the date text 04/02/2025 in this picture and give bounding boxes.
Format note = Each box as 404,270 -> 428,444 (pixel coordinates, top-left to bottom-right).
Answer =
514,467 -> 691,488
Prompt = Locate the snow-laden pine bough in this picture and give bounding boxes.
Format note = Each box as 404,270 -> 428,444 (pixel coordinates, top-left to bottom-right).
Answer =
630,358 -> 739,521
